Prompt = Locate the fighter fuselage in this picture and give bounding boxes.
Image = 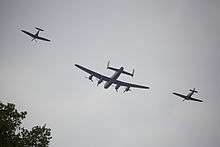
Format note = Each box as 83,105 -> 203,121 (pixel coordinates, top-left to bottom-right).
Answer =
186,91 -> 194,99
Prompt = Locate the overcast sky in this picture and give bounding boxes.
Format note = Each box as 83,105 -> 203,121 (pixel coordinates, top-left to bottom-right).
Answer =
1,0 -> 220,147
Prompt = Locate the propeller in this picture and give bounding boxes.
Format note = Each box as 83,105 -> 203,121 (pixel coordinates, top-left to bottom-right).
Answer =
123,89 -> 131,93
85,75 -> 93,82
123,86 -> 131,93
97,78 -> 103,86
85,77 -> 93,82
115,84 -> 120,92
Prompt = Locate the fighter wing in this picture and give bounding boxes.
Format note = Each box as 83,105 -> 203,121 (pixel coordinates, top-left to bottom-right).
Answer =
36,36 -> 51,42
172,92 -> 187,99
21,30 -> 36,38
189,97 -> 203,102
75,64 -> 111,81
113,80 -> 149,89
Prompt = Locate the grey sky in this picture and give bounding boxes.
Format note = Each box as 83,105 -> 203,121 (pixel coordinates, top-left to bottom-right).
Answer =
1,0 -> 220,146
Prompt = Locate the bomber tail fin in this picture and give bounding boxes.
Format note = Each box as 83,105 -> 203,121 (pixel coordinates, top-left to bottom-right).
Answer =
107,60 -> 119,71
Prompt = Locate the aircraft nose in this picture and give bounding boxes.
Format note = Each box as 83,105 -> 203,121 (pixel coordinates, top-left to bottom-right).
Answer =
104,83 -> 109,89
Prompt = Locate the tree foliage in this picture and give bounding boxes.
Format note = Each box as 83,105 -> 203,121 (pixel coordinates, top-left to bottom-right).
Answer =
0,102 -> 52,147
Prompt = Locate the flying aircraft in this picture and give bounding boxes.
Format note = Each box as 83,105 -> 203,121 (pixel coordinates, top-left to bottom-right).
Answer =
75,61 -> 149,92
173,88 -> 203,102
21,27 -> 50,42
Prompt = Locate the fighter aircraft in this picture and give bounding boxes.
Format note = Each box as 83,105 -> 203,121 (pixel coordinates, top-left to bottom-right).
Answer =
21,27 -> 50,42
173,88 -> 203,102
75,61 -> 149,92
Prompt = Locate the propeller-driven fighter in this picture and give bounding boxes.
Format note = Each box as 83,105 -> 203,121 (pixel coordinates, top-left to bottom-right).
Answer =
75,61 -> 149,92
173,88 -> 203,102
21,27 -> 50,42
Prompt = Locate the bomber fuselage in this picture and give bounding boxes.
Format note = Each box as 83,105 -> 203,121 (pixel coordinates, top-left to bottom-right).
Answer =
104,67 -> 124,89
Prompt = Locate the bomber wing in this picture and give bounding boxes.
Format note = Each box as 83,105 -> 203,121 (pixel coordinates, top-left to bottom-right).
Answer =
75,64 -> 110,81
113,79 -> 149,89
172,92 -> 187,99
189,97 -> 203,102
21,30 -> 36,38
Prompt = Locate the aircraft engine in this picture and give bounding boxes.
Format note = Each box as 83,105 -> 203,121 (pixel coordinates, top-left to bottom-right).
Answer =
97,78 -> 103,86
88,75 -> 93,82
115,84 -> 120,92
124,86 -> 131,93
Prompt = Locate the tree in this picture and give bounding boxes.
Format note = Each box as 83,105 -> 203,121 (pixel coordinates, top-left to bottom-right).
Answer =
0,102 -> 52,147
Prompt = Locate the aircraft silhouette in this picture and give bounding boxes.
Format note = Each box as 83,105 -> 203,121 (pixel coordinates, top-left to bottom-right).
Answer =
173,88 -> 203,102
75,61 -> 149,92
21,27 -> 50,42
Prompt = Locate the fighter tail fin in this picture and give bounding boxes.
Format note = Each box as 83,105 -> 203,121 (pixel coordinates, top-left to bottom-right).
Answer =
190,88 -> 198,93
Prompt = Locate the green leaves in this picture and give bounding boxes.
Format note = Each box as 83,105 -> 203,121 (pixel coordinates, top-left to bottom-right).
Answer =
0,101 -> 52,147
